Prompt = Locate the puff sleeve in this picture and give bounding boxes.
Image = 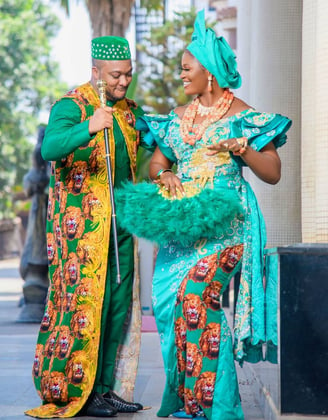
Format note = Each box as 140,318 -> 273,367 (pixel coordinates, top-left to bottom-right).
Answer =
230,111 -> 292,158
135,112 -> 177,163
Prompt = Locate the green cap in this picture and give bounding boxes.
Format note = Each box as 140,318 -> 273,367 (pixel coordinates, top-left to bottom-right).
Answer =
91,36 -> 131,60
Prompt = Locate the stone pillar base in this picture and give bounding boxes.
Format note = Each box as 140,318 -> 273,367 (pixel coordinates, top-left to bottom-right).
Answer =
16,302 -> 45,323
243,362 -> 326,420
16,266 -> 48,323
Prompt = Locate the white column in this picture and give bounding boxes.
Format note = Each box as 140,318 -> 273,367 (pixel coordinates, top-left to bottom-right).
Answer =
235,0 -> 251,102
138,238 -> 155,315
236,0 -> 302,246
302,0 -> 328,243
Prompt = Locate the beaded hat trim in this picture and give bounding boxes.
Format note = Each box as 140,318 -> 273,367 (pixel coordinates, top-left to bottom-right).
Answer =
91,36 -> 131,60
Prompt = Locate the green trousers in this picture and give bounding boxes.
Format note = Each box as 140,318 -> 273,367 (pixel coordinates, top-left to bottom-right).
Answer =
93,231 -> 134,393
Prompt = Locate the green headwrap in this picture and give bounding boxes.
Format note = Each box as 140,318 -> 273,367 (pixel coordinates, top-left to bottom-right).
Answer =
91,36 -> 131,60
186,10 -> 241,89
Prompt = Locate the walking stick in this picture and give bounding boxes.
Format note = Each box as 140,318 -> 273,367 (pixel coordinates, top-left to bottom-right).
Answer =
97,79 -> 121,285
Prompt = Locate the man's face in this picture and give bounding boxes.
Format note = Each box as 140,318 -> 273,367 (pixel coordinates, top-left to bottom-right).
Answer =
93,59 -> 132,102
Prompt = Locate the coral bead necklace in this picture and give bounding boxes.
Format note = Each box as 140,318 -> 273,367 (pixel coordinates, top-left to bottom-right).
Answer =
180,89 -> 234,145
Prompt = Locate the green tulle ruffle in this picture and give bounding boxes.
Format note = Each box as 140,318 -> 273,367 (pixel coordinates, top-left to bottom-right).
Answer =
115,182 -> 244,246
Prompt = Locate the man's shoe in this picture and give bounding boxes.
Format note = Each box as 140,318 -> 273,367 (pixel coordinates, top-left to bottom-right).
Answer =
103,390 -> 143,413
83,392 -> 118,417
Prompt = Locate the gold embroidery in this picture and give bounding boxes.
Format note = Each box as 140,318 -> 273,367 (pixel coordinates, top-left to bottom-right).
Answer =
189,147 -> 231,188
194,238 -> 208,255
113,100 -> 138,181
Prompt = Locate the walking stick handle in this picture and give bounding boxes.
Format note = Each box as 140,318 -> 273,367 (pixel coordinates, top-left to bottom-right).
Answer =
97,79 -> 121,285
97,79 -> 108,110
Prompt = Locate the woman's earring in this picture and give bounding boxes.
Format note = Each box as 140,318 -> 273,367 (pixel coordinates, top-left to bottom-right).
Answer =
208,75 -> 213,92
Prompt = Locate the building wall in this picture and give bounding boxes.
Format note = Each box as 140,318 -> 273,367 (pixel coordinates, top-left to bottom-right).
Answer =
235,0 -> 303,247
213,0 -> 328,245
302,0 -> 328,243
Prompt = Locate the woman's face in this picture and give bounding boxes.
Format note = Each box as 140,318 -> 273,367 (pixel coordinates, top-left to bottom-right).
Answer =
180,50 -> 208,96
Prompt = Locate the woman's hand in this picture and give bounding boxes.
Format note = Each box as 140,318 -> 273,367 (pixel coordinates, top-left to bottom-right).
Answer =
149,147 -> 184,198
207,138 -> 281,185
157,171 -> 185,199
206,137 -> 248,156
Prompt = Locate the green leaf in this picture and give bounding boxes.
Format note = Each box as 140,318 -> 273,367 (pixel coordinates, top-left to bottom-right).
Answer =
0,0 -> 67,220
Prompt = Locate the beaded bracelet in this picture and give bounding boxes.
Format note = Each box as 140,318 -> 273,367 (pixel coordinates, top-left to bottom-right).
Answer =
156,168 -> 173,179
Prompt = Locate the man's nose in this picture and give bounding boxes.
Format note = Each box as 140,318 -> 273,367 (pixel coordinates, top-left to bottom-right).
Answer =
119,76 -> 129,86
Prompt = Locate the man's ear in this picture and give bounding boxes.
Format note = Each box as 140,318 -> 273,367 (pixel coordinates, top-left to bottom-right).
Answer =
92,66 -> 99,80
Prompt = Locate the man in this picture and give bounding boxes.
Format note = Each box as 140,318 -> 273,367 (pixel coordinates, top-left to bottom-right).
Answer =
25,36 -> 151,418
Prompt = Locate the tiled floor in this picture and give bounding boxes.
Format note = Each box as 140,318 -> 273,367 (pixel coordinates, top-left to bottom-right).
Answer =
0,258 -> 264,420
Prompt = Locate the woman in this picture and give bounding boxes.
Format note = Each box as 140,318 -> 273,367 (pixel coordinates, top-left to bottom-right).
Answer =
116,10 -> 291,420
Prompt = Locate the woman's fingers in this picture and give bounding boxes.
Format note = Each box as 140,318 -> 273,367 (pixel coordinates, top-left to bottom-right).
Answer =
206,137 -> 248,155
161,173 -> 184,198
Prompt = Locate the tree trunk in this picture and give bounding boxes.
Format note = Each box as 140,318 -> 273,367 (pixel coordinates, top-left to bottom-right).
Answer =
86,0 -> 135,37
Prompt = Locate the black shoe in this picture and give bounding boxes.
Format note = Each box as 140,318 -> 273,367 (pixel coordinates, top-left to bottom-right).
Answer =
83,392 -> 118,417
103,390 -> 143,413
